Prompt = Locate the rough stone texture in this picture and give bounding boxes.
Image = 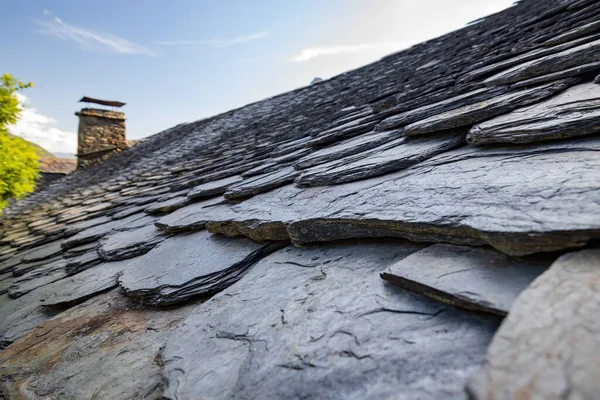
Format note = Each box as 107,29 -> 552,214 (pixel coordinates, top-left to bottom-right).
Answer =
187,175 -> 244,199
296,132 -> 465,186
381,244 -> 551,316
118,230 -> 287,305
208,137 -> 600,256
98,224 -> 165,261
8,259 -> 67,298
224,166 -> 300,199
154,196 -> 227,233
404,80 -> 573,136
161,241 -> 501,400
294,130 -> 401,170
0,290 -> 197,400
468,83 -> 600,145
468,249 -> 600,400
485,38 -> 600,86
510,61 -> 600,89
76,108 -> 127,169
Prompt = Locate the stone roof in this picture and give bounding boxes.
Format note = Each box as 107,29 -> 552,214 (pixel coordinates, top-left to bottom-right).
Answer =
2,0 -> 600,398
39,157 -> 77,175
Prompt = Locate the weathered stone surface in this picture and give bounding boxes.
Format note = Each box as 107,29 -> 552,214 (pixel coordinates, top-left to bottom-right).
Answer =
241,161 -> 279,178
144,195 -> 190,214
61,213 -> 153,249
544,20 -> 600,46
485,38 -> 600,86
65,251 -> 102,274
376,87 -> 507,132
468,83 -> 600,145
0,290 -> 197,400
187,175 -> 244,199
154,196 -> 228,233
404,80 -> 572,136
98,224 -> 165,261
118,230 -> 286,305
20,240 -> 63,263
271,147 -> 311,163
307,116 -> 381,147
8,259 -> 67,298
224,166 -> 300,199
381,244 -> 551,316
468,249 -> 600,399
296,132 -> 465,186
510,62 -> 600,89
12,256 -> 62,277
207,136 -> 600,256
161,241 -> 501,400
294,130 -> 401,170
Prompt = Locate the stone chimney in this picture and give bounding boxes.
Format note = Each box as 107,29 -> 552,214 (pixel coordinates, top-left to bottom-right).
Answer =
75,97 -> 127,169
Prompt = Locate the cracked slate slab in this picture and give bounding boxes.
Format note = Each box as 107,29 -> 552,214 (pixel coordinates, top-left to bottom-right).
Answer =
118,230 -> 287,305
468,82 -> 600,145
381,244 -> 551,316
8,259 -> 67,299
161,240 -> 501,400
293,130 -> 401,170
98,224 -> 165,261
485,38 -> 600,86
468,249 -> 600,400
403,80 -> 573,136
296,132 -> 465,186
0,289 -> 198,400
206,136 -> 600,256
187,175 -> 244,200
224,166 -> 300,199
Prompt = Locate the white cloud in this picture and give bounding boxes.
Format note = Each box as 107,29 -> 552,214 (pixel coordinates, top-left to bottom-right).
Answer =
155,30 -> 269,47
289,41 -> 416,62
35,13 -> 154,55
8,93 -> 77,155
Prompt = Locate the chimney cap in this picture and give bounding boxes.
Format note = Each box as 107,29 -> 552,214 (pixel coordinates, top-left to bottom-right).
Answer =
79,96 -> 126,108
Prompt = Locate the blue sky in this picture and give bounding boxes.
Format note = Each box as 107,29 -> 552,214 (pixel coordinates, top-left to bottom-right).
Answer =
2,0 -> 514,155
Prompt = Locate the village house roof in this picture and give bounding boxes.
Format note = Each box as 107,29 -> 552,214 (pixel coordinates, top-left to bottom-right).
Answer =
2,0 -> 600,398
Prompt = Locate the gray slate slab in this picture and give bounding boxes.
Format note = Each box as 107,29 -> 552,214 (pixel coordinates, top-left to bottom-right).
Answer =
161,241 -> 500,400
297,132 -> 465,186
98,224 -> 165,261
510,62 -> 600,89
404,80 -> 572,136
154,196 -> 227,233
206,136 -> 600,256
8,259 -> 67,298
187,175 -> 244,199
61,213 -> 153,249
0,290 -> 198,400
485,38 -> 600,86
294,130 -> 401,170
224,166 -> 300,199
118,230 -> 287,305
468,249 -> 600,400
144,196 -> 190,214
468,82 -> 600,145
381,244 -> 551,316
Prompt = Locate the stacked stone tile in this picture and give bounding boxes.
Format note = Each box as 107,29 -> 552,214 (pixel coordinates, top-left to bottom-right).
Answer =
2,0 -> 600,398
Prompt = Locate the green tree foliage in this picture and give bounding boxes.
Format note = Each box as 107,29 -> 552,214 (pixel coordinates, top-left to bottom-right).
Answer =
0,73 -> 38,211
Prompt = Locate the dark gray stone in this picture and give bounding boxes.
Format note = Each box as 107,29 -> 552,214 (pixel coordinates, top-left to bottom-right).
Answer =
543,20 -> 600,47
241,161 -> 279,178
12,256 -> 62,277
224,167 -> 300,199
381,244 -> 551,316
8,259 -> 67,299
65,251 -> 102,274
154,196 -> 228,233
187,175 -> 244,199
485,38 -> 600,86
118,230 -> 287,305
144,196 -> 190,214
271,148 -> 311,164
161,241 -> 500,400
404,80 -> 572,136
468,249 -> 600,400
0,290 -> 197,400
98,224 -> 165,261
20,241 -> 63,263
307,116 -> 380,147
510,62 -> 600,89
468,83 -> 600,145
294,130 -> 401,170
296,132 -> 465,186
206,136 -> 600,256
61,213 -> 153,249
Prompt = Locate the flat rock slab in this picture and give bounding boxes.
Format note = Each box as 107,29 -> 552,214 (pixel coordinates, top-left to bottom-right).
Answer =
61,213 -> 153,249
118,230 -> 287,305
485,38 -> 600,86
294,129 -> 401,170
161,241 -> 500,400
154,196 -> 227,233
468,82 -> 600,145
187,175 -> 244,199
144,195 -> 190,214
308,116 -> 380,147
224,166 -> 300,199
381,244 -> 551,316
98,224 -> 165,261
206,136 -> 600,256
468,249 -> 600,399
297,132 -> 465,186
510,61 -> 600,89
0,289 -> 197,400
404,80 -> 572,136
8,259 -> 67,299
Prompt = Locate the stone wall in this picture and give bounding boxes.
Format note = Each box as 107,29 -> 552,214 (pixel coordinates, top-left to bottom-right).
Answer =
76,108 -> 127,169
